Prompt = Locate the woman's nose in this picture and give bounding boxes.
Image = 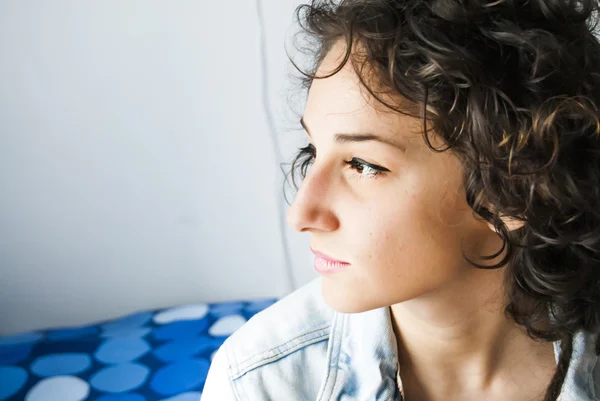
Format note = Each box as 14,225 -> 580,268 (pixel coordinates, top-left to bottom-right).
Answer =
286,166 -> 339,233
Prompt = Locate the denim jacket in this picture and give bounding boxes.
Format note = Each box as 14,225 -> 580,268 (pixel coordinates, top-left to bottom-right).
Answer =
201,277 -> 600,401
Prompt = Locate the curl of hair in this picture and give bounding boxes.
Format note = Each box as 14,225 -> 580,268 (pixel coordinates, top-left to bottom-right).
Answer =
286,1 -> 600,399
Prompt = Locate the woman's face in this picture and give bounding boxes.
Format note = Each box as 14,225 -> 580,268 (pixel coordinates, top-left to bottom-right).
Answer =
287,41 -> 503,313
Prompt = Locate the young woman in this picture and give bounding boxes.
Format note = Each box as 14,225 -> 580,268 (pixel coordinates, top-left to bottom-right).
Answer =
202,1 -> 600,400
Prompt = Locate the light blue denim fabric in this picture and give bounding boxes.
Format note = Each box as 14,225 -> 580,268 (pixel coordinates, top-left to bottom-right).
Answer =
201,277 -> 599,400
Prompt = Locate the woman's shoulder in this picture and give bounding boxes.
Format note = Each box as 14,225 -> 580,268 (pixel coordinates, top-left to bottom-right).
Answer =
201,277 -> 335,400
223,276 -> 334,377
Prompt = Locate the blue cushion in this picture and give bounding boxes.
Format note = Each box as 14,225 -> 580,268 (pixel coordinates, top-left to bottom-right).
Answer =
0,298 -> 277,401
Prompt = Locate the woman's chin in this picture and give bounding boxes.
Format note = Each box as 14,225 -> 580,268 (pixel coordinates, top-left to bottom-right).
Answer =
320,280 -> 382,314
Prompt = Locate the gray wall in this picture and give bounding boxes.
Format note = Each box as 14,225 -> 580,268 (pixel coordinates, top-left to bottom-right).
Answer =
0,0 -> 317,336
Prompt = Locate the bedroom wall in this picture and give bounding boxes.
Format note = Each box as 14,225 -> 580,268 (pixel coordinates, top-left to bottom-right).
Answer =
0,0 -> 317,336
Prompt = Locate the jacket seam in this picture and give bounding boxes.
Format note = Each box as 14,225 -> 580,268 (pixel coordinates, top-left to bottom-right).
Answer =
229,325 -> 331,379
236,325 -> 331,366
317,312 -> 346,401
223,340 -> 243,401
587,353 -> 599,400
234,332 -> 329,378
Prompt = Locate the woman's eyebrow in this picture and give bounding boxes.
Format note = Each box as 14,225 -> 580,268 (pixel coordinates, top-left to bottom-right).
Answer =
300,117 -> 406,153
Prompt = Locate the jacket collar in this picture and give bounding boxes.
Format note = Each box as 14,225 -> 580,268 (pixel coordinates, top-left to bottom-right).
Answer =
321,306 -> 597,401
318,306 -> 401,400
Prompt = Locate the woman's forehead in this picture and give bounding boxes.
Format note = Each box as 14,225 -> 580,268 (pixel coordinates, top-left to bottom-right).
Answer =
304,76 -> 425,148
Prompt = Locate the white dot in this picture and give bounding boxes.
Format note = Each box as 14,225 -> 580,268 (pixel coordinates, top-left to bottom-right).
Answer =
158,392 -> 203,401
25,376 -> 89,401
153,304 -> 209,324
208,315 -> 247,336
210,350 -> 217,361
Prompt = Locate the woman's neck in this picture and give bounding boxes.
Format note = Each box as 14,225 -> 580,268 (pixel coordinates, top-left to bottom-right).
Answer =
389,269 -> 557,401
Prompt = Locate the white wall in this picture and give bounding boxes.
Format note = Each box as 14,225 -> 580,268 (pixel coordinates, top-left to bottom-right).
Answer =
0,0 -> 316,336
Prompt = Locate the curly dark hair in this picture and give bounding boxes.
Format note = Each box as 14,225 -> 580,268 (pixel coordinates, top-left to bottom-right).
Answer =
285,0 -> 600,399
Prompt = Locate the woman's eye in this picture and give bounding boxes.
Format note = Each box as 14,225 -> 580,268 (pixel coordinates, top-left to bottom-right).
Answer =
344,158 -> 388,179
295,144 -> 389,180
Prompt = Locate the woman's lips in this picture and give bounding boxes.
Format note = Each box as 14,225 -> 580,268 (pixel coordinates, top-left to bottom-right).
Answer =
310,248 -> 350,274
310,248 -> 349,264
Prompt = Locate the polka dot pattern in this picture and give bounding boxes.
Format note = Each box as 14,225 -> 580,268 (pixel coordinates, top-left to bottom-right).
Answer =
153,304 -> 209,325
96,394 -> 147,401
102,312 -> 153,331
101,327 -> 152,339
31,353 -> 91,377
158,392 -> 202,401
207,301 -> 244,318
0,332 -> 43,347
149,359 -> 209,396
0,343 -> 32,365
152,320 -> 210,342
152,337 -> 220,363
208,315 -> 247,337
94,338 -> 151,364
24,376 -> 89,401
0,366 -> 28,400
0,297 -> 276,401
47,326 -> 98,341
90,363 -> 150,393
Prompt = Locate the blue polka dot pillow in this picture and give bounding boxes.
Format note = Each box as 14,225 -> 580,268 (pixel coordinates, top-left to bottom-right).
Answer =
0,298 -> 277,401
